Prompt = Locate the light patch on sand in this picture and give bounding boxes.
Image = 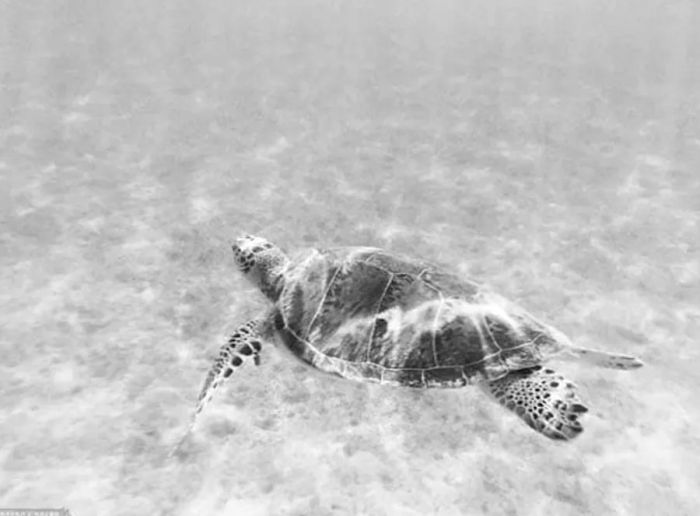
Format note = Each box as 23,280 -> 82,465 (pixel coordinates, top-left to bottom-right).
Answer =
62,111 -> 90,124
78,215 -> 106,233
424,163 -> 497,199
8,124 -> 27,136
30,274 -> 80,321
52,363 -> 77,391
671,261 -> 699,286
219,498 -> 269,516
73,93 -> 93,107
13,176 -> 56,215
589,385 -> 699,506
618,169 -> 644,197
619,155 -> 674,198
173,328 -> 195,359
497,141 -> 544,161
253,136 -> 291,163
6,467 -> 117,516
421,161 -> 450,182
188,174 -> 223,223
179,477 -> 226,516
371,221 -> 411,243
190,196 -> 218,223
575,289 -> 656,331
122,218 -> 169,249
124,177 -> 167,202
588,236 -> 624,267
140,286 -> 156,304
121,235 -> 158,253
637,154 -> 671,171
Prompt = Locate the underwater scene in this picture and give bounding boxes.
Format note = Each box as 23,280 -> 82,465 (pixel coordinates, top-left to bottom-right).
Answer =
1,0 -> 699,514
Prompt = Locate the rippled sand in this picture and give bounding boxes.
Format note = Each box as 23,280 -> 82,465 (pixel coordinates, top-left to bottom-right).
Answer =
1,1 -> 699,515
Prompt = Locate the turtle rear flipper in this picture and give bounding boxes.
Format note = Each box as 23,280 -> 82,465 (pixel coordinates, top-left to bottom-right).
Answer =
485,366 -> 588,440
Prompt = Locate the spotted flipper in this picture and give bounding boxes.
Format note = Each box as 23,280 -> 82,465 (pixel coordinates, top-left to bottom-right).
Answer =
171,316 -> 270,455
193,319 -> 266,416
486,366 -> 588,440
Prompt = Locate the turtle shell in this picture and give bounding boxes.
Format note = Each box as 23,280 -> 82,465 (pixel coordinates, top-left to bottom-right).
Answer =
276,247 -> 563,387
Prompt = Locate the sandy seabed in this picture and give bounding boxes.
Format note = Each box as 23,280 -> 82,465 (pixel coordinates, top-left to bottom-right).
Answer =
1,1 -> 699,515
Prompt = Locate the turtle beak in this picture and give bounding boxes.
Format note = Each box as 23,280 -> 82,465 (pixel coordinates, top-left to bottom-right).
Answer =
234,234 -> 253,247
233,235 -> 254,255
232,235 -> 272,269
234,234 -> 274,254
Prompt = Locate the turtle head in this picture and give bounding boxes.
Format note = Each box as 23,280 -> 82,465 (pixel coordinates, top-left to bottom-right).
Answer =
232,234 -> 289,301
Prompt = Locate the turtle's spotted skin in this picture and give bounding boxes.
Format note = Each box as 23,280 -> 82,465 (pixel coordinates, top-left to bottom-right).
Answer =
181,235 -> 644,444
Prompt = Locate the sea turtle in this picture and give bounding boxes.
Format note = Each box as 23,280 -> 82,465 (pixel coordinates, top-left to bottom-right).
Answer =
185,234 -> 643,441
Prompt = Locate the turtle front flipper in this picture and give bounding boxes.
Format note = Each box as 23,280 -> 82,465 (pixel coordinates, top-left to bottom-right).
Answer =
193,318 -> 267,416
485,366 -> 588,440
172,315 -> 272,455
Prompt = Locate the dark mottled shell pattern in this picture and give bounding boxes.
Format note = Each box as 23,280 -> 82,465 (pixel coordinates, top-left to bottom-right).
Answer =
276,247 -> 566,387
